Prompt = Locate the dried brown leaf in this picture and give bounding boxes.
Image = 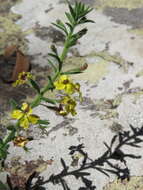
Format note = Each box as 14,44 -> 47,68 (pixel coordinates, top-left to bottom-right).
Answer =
11,49 -> 30,81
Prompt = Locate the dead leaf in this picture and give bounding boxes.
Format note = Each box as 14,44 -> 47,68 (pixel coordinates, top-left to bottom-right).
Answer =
11,49 -> 30,81
4,45 -> 17,58
2,45 -> 30,82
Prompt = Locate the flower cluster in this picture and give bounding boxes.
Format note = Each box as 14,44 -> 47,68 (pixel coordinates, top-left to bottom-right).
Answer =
0,0 -> 93,167
54,75 -> 82,116
11,103 -> 39,129
13,72 -> 33,87
54,75 -> 80,94
13,136 -> 29,147
59,96 -> 77,116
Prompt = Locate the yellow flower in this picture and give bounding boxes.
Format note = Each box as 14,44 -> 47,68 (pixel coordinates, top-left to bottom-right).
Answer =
54,75 -> 76,94
59,96 -> 77,116
13,72 -> 33,87
11,103 -> 39,129
13,136 -> 29,147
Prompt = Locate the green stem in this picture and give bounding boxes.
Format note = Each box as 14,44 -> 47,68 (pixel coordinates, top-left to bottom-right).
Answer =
30,94 -> 42,108
60,27 -> 74,62
3,130 -> 15,146
3,121 -> 21,146
31,27 -> 76,108
31,71 -> 60,108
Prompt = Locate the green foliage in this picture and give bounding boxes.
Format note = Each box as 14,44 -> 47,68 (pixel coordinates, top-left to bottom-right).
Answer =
0,0 -> 94,167
0,181 -> 8,190
30,79 -> 41,94
9,99 -> 19,109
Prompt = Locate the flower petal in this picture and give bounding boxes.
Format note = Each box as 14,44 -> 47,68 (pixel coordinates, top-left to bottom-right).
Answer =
11,110 -> 23,119
65,83 -> 75,94
21,103 -> 29,111
20,117 -> 29,129
28,114 -> 39,124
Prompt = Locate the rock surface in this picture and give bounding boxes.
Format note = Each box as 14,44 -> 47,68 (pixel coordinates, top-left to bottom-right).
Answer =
1,0 -> 143,189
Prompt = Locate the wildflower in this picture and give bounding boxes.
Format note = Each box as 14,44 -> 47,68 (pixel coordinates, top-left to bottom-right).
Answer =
59,96 -> 77,116
13,72 -> 33,87
11,103 -> 39,129
54,75 -> 81,95
13,136 -> 29,147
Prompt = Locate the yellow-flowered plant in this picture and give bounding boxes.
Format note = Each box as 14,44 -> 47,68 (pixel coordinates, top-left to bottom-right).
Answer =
0,0 -> 93,170
13,136 -> 29,147
54,75 -> 78,94
59,95 -> 77,116
11,103 -> 39,129
13,72 -> 33,87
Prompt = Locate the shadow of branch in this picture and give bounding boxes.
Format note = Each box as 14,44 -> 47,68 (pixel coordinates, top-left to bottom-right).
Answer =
7,124 -> 143,190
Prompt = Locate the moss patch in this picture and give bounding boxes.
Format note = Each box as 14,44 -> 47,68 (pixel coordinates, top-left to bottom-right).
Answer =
95,0 -> 143,10
0,16 -> 28,54
129,28 -> 143,36
63,56 -> 109,83
104,176 -> 143,190
88,50 -> 132,72
0,0 -> 22,13
0,0 -> 29,54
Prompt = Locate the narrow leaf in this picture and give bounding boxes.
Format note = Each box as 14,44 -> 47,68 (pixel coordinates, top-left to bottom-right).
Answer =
10,99 -> 19,109
52,23 -> 67,35
41,97 -> 57,105
37,120 -> 50,125
47,59 -> 57,72
68,4 -> 75,20
30,79 -> 40,94
65,22 -> 73,31
65,12 -> 74,24
0,181 -> 8,190
48,75 -> 54,89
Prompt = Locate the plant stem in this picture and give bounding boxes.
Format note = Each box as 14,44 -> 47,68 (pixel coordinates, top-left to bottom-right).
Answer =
31,27 -> 76,108
60,27 -> 74,62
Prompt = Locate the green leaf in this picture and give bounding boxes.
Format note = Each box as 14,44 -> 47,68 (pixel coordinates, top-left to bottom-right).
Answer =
7,125 -> 15,131
0,148 -> 8,160
65,12 -> 74,24
30,79 -> 40,94
51,44 -> 58,55
41,97 -> 57,105
0,181 -> 8,190
39,125 -> 49,129
37,120 -> 50,125
9,99 -> 19,109
68,3 -> 75,20
76,28 -> 87,39
67,28 -> 87,47
48,76 -> 55,90
81,3 -> 85,13
47,59 -> 57,73
78,2 -> 82,14
75,2 -> 93,20
61,71 -> 82,75
48,53 -> 61,64
81,19 -> 95,24
31,95 -> 41,108
23,146 -> 30,152
65,22 -> 73,31
61,68 -> 83,75
3,130 -> 15,145
0,141 -> 4,149
50,45 -> 63,71
75,1 -> 79,19
52,20 -> 68,35
67,39 -> 76,47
